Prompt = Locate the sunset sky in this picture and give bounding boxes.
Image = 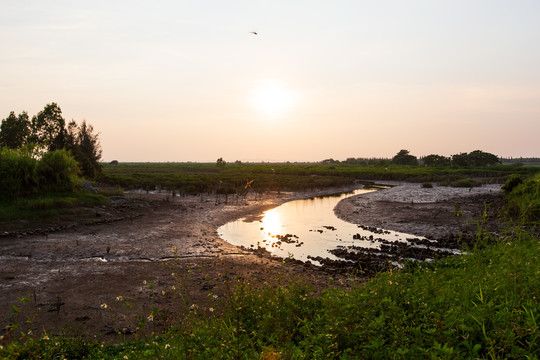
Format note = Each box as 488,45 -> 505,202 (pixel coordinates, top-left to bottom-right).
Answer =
1,1 -> 539,162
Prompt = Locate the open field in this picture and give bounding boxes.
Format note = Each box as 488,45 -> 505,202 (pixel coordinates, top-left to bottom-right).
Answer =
99,162 -> 539,195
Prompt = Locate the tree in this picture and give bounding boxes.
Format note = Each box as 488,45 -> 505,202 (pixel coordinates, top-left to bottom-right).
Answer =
451,150 -> 500,167
392,149 -> 418,166
65,120 -> 102,179
423,154 -> 451,167
216,157 -> 226,168
30,103 -> 66,151
0,111 -> 31,149
467,150 -> 500,166
451,152 -> 469,167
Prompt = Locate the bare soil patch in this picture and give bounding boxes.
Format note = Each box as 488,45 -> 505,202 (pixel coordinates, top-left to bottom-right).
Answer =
335,182 -> 503,241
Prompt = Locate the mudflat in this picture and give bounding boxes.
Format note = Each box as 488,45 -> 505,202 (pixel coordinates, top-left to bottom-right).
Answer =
0,183 -> 502,342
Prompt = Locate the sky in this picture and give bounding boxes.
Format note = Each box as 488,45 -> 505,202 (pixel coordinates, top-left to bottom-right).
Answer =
1,0 -> 539,162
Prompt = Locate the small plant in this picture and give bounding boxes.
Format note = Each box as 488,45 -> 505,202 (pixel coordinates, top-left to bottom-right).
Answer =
454,203 -> 463,217
422,182 -> 433,188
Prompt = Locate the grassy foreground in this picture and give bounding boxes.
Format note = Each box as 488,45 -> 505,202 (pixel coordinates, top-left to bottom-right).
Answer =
1,177 -> 538,359
0,192 -> 109,222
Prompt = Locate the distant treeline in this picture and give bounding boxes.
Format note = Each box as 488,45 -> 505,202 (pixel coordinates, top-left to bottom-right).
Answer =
499,157 -> 540,166
325,149 -> 503,168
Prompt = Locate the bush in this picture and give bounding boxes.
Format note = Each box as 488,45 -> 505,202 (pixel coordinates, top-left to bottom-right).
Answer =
0,147 -> 38,200
450,178 -> 481,188
35,150 -> 80,193
505,174 -> 540,222
502,174 -> 523,193
422,182 -> 433,188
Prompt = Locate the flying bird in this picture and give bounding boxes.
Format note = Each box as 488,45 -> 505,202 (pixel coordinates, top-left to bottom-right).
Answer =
250,31 -> 258,35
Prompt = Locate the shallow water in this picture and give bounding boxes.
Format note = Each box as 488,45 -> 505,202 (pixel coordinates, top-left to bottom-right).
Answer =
218,188 -> 427,263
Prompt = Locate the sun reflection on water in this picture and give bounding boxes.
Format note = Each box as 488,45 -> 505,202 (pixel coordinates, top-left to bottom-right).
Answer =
260,209 -> 282,250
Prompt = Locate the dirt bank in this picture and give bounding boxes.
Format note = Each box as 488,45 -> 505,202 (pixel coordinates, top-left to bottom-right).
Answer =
335,182 -> 503,241
0,188 -> 358,343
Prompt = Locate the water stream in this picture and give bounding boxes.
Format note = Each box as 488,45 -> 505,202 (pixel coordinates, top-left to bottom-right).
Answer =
219,188 -> 440,264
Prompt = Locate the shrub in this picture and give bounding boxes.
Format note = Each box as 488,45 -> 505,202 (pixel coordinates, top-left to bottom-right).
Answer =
0,147 -> 38,200
450,178 -> 481,188
35,149 -> 80,193
422,182 -> 433,188
502,174 -> 523,193
505,174 -> 540,222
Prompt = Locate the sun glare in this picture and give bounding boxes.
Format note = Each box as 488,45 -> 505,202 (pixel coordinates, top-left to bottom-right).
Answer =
261,209 -> 282,249
251,80 -> 296,118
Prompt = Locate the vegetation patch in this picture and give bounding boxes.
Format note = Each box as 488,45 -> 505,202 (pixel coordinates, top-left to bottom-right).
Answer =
0,193 -> 108,222
421,182 -> 433,188
449,178 -> 482,188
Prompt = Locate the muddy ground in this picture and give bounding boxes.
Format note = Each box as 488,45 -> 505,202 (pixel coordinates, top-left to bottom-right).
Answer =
335,182 -> 504,241
0,183 -> 503,343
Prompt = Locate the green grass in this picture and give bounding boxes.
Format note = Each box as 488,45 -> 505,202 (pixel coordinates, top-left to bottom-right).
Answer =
0,192 -> 109,222
99,162 -> 540,195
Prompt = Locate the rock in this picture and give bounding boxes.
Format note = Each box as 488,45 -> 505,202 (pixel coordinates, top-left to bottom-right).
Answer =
81,180 -> 99,194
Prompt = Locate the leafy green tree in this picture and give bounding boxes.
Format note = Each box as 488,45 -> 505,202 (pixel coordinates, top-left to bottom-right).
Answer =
451,152 -> 469,167
0,111 -> 31,149
392,149 -> 418,166
423,154 -> 451,167
467,150 -> 500,166
30,103 -> 67,151
451,150 -> 500,167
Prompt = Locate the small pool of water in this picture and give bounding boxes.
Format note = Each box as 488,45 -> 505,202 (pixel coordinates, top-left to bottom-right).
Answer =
218,188 -> 427,263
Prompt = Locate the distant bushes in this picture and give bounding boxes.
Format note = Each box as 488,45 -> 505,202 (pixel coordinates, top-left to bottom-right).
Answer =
0,147 -> 80,201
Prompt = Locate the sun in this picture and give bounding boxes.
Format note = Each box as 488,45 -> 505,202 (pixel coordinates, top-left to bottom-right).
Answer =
250,80 -> 296,118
